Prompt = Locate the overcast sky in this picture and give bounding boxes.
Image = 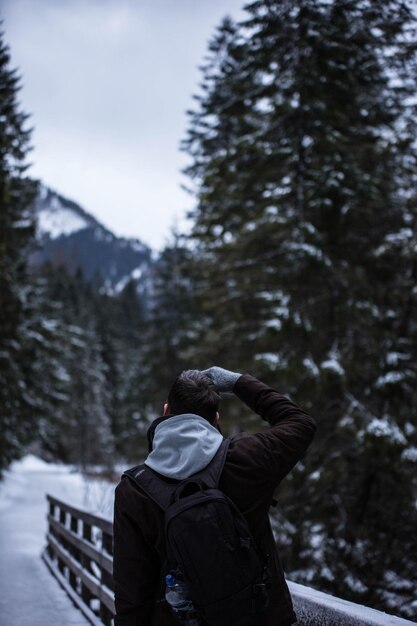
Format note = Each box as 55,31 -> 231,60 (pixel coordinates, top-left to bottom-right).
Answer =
2,0 -> 245,249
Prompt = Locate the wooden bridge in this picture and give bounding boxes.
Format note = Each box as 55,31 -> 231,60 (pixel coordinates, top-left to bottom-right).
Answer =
43,494 -> 416,626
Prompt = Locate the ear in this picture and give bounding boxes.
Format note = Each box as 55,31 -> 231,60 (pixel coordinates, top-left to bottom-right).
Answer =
163,403 -> 170,416
214,411 -> 220,427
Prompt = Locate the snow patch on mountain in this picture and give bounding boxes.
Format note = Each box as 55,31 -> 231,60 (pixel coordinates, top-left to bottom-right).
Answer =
31,184 -> 152,293
113,266 -> 144,294
36,185 -> 92,239
37,203 -> 89,239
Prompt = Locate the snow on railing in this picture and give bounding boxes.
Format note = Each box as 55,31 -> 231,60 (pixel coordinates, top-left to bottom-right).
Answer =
43,494 -> 416,626
289,581 -> 416,626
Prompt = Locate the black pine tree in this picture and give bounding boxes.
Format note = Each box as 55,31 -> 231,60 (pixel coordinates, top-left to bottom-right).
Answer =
183,0 -> 417,617
28,265 -> 116,469
101,279 -> 146,461
0,28 -> 37,472
23,269 -> 72,461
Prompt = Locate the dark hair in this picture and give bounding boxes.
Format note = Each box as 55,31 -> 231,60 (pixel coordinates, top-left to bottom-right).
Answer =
168,370 -> 220,423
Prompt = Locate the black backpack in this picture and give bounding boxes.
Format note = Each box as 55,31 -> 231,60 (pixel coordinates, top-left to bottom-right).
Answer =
123,438 -> 270,626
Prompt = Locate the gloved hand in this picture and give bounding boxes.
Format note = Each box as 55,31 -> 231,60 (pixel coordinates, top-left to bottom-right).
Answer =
201,366 -> 242,393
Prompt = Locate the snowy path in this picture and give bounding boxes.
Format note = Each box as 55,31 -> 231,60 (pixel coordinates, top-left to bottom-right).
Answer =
0,456 -> 95,626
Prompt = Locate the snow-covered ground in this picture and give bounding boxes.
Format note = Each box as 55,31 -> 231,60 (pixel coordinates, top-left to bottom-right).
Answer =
0,455 -> 116,626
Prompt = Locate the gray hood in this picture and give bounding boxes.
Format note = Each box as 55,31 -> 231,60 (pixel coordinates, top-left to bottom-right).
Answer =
144,413 -> 223,480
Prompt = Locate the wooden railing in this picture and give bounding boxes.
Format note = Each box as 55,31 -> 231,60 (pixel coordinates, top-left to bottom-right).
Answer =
43,494 -> 114,626
43,494 -> 416,626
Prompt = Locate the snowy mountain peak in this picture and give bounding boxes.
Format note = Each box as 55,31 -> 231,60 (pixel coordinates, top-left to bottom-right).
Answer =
31,184 -> 152,293
37,200 -> 89,239
35,185 -> 97,240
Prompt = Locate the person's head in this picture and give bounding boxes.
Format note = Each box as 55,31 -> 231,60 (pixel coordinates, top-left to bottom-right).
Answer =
165,369 -> 221,426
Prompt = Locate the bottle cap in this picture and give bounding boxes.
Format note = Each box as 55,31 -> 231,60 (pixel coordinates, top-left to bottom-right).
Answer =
165,573 -> 176,587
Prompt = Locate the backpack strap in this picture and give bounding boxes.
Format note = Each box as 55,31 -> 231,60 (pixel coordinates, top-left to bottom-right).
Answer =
123,464 -> 175,510
122,437 -> 231,510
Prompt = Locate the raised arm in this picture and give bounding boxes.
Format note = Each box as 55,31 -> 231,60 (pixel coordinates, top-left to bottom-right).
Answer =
236,373 -> 316,484
203,367 -> 317,487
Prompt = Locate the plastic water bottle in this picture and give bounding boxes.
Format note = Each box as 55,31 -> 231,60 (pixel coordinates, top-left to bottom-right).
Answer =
165,573 -> 201,626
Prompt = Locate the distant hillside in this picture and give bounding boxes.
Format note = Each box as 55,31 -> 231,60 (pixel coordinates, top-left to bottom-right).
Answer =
29,185 -> 152,293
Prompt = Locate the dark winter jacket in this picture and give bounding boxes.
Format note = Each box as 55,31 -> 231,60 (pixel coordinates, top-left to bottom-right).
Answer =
113,374 -> 316,626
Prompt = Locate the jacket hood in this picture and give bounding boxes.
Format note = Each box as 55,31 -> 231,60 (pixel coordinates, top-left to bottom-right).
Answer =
144,413 -> 223,480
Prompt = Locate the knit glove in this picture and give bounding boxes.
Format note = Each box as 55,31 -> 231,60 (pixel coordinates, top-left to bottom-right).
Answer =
201,366 -> 242,393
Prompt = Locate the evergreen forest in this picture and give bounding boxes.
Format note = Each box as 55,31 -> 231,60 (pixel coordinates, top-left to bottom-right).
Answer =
1,0 -> 416,619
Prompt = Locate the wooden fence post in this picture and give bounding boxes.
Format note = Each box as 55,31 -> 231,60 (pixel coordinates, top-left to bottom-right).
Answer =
57,504 -> 66,575
81,520 -> 93,608
69,514 -> 79,591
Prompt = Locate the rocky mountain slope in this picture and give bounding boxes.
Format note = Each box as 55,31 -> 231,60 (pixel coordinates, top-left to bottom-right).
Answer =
29,185 -> 152,293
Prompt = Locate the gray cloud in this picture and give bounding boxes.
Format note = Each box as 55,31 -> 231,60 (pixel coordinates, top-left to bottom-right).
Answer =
1,0 -> 245,248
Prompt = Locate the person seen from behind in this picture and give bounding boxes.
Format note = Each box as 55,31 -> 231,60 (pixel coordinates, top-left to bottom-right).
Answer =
113,366 -> 317,625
